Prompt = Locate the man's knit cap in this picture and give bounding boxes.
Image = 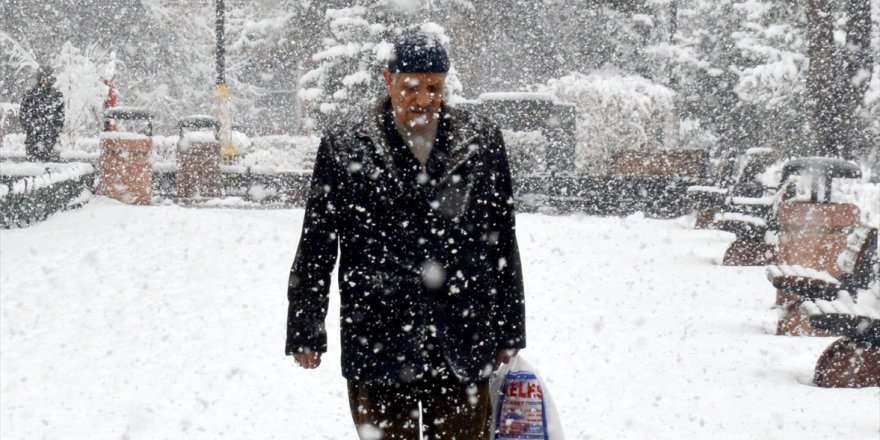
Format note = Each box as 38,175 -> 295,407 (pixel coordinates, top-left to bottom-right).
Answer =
387,31 -> 449,74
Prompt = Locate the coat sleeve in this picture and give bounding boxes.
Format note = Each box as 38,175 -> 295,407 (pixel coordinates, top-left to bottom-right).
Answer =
486,126 -> 527,350
20,93 -> 33,133
285,135 -> 341,355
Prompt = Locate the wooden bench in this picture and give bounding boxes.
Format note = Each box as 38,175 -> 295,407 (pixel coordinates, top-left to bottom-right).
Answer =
767,224 -> 878,335
802,292 -> 880,388
712,177 -> 799,266
687,148 -> 777,229
767,224 -> 878,388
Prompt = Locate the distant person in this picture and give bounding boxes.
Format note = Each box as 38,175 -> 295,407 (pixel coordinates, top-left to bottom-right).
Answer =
20,66 -> 64,162
286,30 -> 526,439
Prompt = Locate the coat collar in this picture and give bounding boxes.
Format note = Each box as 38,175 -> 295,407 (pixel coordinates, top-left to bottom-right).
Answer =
355,99 -> 480,186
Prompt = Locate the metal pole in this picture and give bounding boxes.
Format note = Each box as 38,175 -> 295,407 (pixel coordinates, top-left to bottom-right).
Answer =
215,0 -> 235,163
668,0 -> 678,88
216,0 -> 225,86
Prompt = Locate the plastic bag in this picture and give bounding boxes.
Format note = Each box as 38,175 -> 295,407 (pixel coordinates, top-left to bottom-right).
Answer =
490,355 -> 564,440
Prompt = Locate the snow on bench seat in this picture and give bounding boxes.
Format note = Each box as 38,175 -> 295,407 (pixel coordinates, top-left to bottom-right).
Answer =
687,185 -> 728,194
804,298 -> 879,320
730,195 -> 775,206
766,264 -> 841,303
800,290 -> 880,343
766,264 -> 839,285
714,212 -> 767,228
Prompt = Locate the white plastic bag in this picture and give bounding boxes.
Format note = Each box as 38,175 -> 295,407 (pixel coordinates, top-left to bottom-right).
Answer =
490,355 -> 564,440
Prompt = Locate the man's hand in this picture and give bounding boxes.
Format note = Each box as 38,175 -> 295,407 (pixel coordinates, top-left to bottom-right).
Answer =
493,349 -> 519,370
293,351 -> 322,369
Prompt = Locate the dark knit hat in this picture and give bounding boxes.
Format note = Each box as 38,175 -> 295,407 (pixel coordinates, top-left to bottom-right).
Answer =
387,31 -> 450,74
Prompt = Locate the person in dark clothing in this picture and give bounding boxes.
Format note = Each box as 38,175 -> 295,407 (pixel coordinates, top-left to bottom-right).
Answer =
286,31 -> 526,439
20,66 -> 64,162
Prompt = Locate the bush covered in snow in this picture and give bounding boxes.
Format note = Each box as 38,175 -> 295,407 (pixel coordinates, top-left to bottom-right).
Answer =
0,103 -> 18,127
536,71 -> 679,175
237,135 -> 319,172
502,129 -> 548,178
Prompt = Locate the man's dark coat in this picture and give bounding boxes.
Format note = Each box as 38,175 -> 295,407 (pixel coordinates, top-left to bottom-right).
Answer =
286,99 -> 526,384
20,83 -> 64,161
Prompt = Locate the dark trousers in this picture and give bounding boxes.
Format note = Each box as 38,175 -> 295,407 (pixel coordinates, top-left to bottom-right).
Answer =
347,375 -> 492,440
25,132 -> 60,162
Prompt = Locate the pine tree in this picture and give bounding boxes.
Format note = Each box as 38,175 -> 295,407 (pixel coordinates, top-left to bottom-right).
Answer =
299,4 -> 457,132
806,0 -> 874,158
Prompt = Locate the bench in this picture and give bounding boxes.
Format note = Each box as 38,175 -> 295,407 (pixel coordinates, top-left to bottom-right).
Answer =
767,224 -> 878,388
716,158 -> 863,267
712,176 -> 799,266
767,224 -> 878,335
687,147 -> 777,228
803,292 -> 880,388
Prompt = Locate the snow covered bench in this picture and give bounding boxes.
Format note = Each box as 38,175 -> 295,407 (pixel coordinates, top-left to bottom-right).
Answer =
714,177 -> 799,266
687,147 -> 776,228
686,185 -> 728,228
0,162 -> 95,228
767,224 -> 878,335
812,332 -> 880,388
804,291 -> 880,388
767,224 -> 879,388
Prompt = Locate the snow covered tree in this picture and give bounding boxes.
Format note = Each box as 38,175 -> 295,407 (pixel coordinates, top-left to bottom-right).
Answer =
53,42 -> 109,145
299,3 -> 459,132
645,0 -> 810,157
452,0 -> 674,95
806,0 -> 874,159
536,71 -> 678,175
298,6 -> 392,131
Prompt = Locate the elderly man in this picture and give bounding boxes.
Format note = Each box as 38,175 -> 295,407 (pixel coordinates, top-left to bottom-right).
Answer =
286,30 -> 526,439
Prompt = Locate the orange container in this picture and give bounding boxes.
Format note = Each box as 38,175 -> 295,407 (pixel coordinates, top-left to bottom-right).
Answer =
96,135 -> 153,205
177,141 -> 220,202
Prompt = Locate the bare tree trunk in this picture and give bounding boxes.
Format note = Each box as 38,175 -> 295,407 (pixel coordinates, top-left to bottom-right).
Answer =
807,0 -> 874,159
836,0 -> 874,159
806,0 -> 837,157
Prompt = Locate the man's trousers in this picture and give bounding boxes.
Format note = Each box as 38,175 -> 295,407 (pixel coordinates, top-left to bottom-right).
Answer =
347,374 -> 492,440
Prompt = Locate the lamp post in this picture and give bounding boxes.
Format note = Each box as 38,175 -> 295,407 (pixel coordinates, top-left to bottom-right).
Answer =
216,0 -> 225,86
215,0 -> 236,163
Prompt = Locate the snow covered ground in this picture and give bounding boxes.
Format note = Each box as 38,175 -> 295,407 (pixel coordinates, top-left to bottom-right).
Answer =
1,199 -> 878,439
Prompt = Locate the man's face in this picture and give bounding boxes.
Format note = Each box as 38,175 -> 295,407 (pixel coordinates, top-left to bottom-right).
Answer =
383,70 -> 446,133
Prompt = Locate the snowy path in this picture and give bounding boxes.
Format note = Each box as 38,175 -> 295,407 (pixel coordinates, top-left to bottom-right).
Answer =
1,199 -> 877,439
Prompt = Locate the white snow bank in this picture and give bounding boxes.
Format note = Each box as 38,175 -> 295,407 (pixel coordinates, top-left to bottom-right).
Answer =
1,204 -> 877,438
